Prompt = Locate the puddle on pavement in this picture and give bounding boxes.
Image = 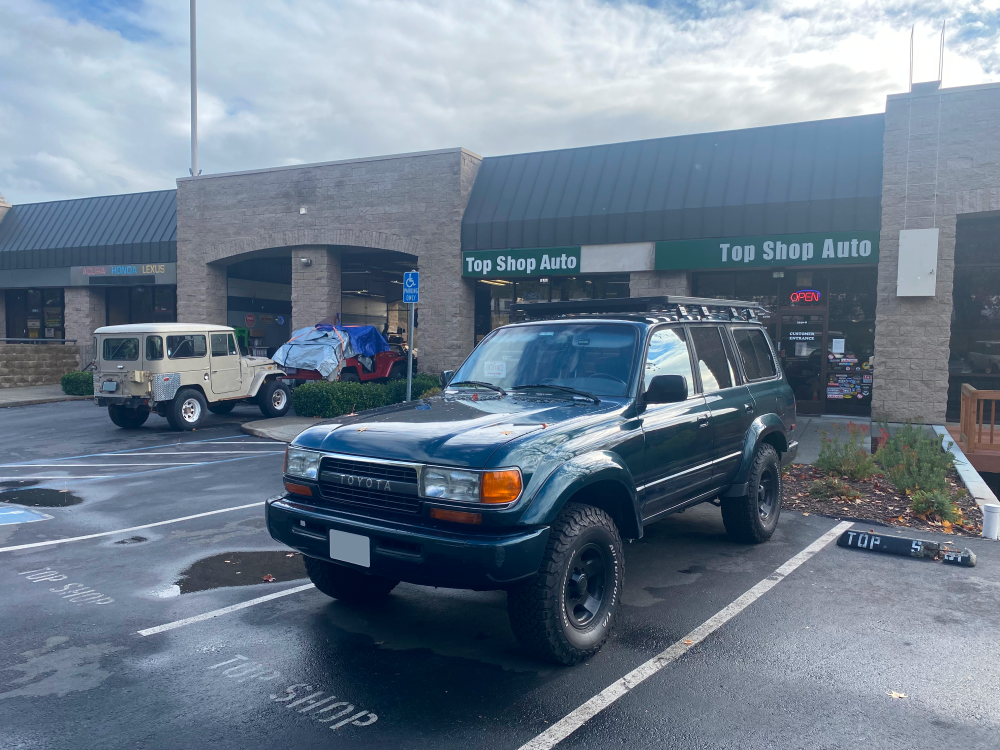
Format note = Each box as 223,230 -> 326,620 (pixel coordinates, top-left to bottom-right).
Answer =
176,551 -> 307,594
0,487 -> 84,507
115,536 -> 148,545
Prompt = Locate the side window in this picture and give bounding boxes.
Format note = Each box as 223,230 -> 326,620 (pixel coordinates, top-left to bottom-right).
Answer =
145,336 -> 163,361
690,327 -> 735,393
732,328 -> 777,381
644,327 -> 693,394
167,335 -> 207,359
227,334 -> 238,356
102,337 -> 139,361
210,333 -> 229,357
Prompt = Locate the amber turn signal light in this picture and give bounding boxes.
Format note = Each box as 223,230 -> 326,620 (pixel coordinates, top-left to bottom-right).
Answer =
284,481 -> 313,497
429,507 -> 482,525
480,469 -> 522,504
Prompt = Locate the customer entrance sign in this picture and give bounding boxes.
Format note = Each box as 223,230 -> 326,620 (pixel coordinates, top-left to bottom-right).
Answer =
655,231 -> 879,270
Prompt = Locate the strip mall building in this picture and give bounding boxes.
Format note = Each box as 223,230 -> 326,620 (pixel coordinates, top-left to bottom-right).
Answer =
1,81 -> 997,423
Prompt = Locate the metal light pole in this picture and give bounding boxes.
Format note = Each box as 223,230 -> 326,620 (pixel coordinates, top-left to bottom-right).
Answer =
190,0 -> 199,177
406,295 -> 415,402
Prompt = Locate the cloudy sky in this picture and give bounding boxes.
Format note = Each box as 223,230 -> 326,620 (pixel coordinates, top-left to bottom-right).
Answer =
2,0 -> 998,204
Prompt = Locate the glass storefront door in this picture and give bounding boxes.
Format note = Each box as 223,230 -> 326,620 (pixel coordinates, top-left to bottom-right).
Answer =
778,313 -> 826,414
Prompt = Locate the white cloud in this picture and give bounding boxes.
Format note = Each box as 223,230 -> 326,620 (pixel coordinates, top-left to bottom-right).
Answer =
1,0 -> 997,203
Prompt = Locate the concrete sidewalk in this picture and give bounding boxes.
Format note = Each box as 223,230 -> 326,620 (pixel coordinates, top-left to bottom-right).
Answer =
0,384 -> 92,408
789,414 -> 872,465
242,416 -> 327,442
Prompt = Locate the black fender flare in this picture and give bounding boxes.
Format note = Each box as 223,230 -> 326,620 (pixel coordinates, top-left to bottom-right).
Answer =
519,451 -> 642,539
722,414 -> 789,497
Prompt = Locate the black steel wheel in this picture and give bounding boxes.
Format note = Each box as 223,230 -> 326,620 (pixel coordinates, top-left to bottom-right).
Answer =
721,443 -> 782,543
507,503 -> 623,665
339,369 -> 361,383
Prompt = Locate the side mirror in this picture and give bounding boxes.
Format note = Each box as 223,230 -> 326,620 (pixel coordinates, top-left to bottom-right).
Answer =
439,370 -> 455,388
644,374 -> 688,404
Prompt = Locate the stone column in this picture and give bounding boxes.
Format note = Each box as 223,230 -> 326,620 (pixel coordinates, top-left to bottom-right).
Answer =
291,246 -> 341,331
872,83 -> 1000,424
629,270 -> 691,297
64,287 -> 106,367
0,290 -> 7,338
176,260 -> 227,325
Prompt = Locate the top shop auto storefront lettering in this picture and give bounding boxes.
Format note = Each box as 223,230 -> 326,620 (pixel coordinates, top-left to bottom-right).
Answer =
655,230 -> 880,270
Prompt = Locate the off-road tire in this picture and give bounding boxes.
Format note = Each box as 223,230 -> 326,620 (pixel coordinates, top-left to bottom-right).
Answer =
387,363 -> 405,381
303,555 -> 398,603
507,503 -> 623,665
207,401 -> 236,415
108,405 -> 149,429
257,380 -> 291,418
721,443 -> 782,543
166,389 -> 206,431
340,369 -> 361,383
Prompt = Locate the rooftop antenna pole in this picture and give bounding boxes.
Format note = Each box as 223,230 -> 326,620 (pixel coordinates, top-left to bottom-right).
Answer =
908,24 -> 914,92
938,19 -> 946,83
190,0 -> 199,178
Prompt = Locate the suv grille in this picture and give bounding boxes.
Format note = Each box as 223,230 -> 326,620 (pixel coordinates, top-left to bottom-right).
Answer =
316,457 -> 420,515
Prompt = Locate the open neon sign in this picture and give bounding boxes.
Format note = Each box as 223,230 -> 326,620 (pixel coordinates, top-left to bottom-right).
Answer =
789,289 -> 821,303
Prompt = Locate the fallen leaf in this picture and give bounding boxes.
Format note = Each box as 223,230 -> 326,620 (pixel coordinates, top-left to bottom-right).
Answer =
262,574 -> 275,582
942,520 -> 953,533
683,640 -> 694,645
886,691 -> 907,699
802,512 -> 810,516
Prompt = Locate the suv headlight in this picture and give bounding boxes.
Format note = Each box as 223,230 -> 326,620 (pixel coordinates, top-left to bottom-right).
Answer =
420,467 -> 522,504
284,447 -> 322,480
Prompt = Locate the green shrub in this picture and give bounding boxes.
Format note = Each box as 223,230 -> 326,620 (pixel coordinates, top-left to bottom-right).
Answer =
292,373 -> 439,418
808,476 -> 860,500
909,488 -> 963,523
61,371 -> 94,396
418,387 -> 441,399
815,422 -> 879,480
876,421 -> 952,493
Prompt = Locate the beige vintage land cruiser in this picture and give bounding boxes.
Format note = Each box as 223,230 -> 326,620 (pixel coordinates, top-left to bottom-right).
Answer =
92,323 -> 291,430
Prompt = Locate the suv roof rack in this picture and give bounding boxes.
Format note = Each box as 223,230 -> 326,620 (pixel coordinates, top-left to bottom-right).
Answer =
509,296 -> 764,324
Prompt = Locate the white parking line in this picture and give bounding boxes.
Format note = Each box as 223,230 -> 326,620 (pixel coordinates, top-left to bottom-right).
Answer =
0,463 -> 207,467
517,520 -> 854,750
0,501 -> 266,553
137,583 -> 316,636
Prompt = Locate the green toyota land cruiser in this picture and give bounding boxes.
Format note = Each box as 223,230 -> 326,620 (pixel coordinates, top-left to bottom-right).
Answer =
267,297 -> 797,664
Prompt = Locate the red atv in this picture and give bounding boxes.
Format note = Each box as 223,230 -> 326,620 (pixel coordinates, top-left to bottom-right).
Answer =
281,349 -> 411,385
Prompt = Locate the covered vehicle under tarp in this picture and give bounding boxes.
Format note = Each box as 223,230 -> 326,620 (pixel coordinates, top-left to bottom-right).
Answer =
271,325 -> 391,380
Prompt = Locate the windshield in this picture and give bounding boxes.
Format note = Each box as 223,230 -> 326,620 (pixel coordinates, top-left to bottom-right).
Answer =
452,323 -> 638,397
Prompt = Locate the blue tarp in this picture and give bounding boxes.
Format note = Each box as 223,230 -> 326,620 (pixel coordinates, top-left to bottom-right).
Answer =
272,325 -> 390,379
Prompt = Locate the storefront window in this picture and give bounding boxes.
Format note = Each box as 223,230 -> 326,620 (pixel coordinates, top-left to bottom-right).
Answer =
474,275 -> 629,344
4,288 -> 64,340
947,216 -> 1000,421
106,285 -> 176,326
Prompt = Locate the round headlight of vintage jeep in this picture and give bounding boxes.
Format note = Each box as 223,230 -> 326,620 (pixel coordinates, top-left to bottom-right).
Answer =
284,447 -> 322,480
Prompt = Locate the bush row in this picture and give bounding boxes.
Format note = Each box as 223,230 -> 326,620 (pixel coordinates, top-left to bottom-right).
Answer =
291,373 -> 439,418
61,371 -> 94,396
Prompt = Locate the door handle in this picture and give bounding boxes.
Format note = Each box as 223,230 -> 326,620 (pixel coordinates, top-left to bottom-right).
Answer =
744,404 -> 755,414
697,414 -> 710,428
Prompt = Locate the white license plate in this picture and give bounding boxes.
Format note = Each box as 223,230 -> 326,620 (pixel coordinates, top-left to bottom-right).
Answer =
329,529 -> 370,568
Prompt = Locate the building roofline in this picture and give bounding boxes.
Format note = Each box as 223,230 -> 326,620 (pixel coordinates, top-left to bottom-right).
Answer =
888,81 -> 1000,100
177,147 -> 483,183
7,188 -> 175,209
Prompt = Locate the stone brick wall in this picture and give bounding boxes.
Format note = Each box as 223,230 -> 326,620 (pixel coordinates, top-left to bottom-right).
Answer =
0,344 -> 81,388
64,287 -> 105,367
873,83 -> 1000,424
629,270 -> 691,296
291,247 -> 341,331
175,147 -> 482,375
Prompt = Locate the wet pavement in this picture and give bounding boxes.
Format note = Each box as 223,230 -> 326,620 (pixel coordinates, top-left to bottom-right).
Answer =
0,400 -> 998,749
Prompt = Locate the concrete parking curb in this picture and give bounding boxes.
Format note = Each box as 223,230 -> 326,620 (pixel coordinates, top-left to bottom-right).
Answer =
0,394 -> 92,408
241,417 -> 327,443
933,425 -> 999,514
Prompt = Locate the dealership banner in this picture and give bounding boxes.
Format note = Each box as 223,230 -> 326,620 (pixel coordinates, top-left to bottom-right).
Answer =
655,231 -> 880,270
462,247 -> 581,277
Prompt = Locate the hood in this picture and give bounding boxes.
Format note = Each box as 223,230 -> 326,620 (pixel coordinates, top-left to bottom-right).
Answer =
291,394 -> 619,467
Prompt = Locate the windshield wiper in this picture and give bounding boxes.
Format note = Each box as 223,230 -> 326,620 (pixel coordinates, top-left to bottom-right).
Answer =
448,380 -> 507,395
511,384 -> 600,404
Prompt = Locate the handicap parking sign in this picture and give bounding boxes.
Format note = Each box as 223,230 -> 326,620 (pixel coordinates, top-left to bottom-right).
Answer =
403,272 -> 419,304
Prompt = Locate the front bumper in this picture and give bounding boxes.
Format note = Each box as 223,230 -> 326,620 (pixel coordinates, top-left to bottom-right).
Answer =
266,496 -> 550,590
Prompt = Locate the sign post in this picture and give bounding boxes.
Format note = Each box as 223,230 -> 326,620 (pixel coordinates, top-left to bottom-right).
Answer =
403,271 -> 419,401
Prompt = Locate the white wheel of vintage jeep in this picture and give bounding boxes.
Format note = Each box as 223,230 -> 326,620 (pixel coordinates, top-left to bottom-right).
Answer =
271,388 -> 287,411
258,381 -> 291,418
180,396 -> 202,423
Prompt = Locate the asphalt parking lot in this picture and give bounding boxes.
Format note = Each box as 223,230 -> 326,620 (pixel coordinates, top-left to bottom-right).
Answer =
1,401 -> 998,749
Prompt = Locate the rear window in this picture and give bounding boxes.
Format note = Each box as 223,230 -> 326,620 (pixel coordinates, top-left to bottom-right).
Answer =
732,328 -> 777,381
167,335 -> 207,359
102,337 -> 139,361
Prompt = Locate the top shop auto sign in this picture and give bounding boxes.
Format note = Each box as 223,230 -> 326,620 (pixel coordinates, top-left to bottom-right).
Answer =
655,230 -> 879,270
